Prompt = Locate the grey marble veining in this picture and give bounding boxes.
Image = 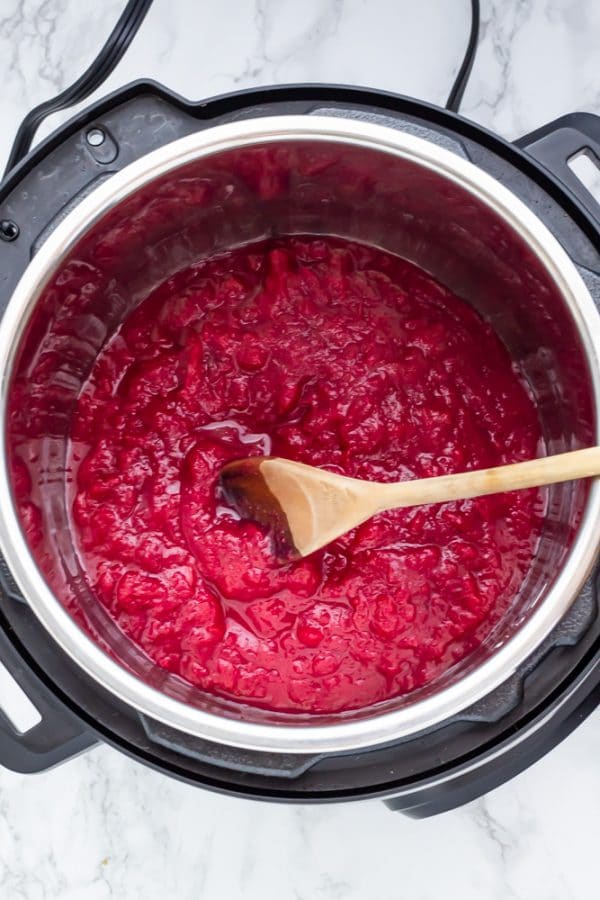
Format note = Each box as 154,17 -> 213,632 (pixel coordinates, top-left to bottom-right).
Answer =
0,1 -> 599,897
0,714 -> 598,899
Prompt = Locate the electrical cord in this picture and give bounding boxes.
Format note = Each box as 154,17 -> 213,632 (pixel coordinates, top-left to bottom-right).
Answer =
4,0 -> 154,177
446,0 -> 481,112
4,0 -> 480,179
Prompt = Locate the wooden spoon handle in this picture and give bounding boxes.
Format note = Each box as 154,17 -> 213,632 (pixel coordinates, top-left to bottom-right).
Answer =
379,446 -> 600,511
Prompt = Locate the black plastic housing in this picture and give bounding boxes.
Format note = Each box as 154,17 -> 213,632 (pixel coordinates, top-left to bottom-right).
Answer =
0,82 -> 598,817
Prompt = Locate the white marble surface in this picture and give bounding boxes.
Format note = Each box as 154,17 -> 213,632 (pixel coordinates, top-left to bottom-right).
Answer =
0,0 -> 599,897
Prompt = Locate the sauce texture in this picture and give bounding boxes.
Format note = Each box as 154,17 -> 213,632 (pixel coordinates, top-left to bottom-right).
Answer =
30,237 -> 546,712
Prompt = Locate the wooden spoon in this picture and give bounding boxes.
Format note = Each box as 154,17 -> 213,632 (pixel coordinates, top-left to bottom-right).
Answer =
219,447 -> 600,559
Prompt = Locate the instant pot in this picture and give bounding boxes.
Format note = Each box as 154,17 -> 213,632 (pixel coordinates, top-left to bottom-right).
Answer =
0,9 -> 598,818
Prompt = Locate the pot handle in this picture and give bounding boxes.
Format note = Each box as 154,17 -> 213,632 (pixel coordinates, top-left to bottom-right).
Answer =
515,112 -> 600,223
0,609 -> 96,772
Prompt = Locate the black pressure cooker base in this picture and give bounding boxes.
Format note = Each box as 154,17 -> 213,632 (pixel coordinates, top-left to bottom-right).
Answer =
0,82 -> 599,818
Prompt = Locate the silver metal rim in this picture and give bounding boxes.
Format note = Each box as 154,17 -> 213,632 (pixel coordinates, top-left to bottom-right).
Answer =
0,116 -> 598,754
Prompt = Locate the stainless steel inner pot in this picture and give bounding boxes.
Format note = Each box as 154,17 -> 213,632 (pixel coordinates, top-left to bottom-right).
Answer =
0,117 -> 599,754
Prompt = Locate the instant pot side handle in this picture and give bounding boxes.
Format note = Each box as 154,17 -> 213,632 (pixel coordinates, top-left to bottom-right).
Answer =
0,587 -> 96,773
516,112 -> 600,227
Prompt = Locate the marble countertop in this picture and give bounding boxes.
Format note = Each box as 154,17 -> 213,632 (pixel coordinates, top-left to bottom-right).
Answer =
0,1 -> 599,897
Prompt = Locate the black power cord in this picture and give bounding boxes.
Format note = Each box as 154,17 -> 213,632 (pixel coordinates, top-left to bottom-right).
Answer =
446,0 -> 481,112
4,0 -> 154,177
3,0 -> 480,179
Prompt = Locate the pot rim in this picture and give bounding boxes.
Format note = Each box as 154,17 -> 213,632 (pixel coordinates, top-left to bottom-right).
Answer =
0,115 -> 598,754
